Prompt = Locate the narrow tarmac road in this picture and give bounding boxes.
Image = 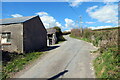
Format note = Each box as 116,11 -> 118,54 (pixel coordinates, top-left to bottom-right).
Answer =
17,35 -> 97,78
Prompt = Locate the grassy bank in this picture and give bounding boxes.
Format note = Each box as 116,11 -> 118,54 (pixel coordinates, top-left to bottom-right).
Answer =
94,45 -> 119,78
70,34 -> 91,42
2,51 -> 44,80
70,28 -> 120,78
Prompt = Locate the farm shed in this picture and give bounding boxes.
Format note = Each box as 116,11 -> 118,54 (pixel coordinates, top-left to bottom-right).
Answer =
47,28 -> 57,45
0,15 -> 47,53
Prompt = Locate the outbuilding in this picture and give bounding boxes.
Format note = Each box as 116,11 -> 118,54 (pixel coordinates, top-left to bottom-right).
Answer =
0,15 -> 47,53
47,28 -> 57,45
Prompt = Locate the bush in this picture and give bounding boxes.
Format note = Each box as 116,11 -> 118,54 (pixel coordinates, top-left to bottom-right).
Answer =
62,31 -> 71,35
53,26 -> 66,43
71,29 -> 82,37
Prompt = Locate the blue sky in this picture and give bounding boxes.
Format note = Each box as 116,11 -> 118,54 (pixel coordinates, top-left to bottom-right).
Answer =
1,1 -> 119,31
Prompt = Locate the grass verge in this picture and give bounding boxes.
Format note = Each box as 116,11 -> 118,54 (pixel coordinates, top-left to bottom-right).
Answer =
57,40 -> 66,44
93,46 -> 120,78
70,34 -> 91,42
70,34 -> 120,78
2,51 -> 44,80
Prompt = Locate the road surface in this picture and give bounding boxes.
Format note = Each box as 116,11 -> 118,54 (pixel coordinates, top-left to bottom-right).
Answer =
16,35 -> 97,78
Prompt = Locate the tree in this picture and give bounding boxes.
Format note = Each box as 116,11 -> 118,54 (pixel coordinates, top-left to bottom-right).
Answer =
53,26 -> 66,43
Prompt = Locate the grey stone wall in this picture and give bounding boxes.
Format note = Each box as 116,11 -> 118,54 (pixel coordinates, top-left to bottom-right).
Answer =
2,23 -> 23,53
23,16 -> 47,53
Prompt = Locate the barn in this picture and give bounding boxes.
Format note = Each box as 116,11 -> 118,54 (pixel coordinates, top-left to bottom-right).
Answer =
0,15 -> 47,53
47,28 -> 57,45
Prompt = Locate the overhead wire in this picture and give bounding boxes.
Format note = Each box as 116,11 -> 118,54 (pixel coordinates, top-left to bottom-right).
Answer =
66,2 -> 83,29
66,2 -> 79,17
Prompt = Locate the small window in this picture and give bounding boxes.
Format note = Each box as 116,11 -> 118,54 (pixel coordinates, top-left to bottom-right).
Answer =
1,32 -> 11,45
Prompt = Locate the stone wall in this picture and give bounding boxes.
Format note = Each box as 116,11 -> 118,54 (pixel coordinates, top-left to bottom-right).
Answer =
2,23 -> 23,53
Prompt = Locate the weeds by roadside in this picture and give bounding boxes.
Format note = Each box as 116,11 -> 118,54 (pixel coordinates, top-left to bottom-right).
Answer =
94,45 -> 120,78
70,28 -> 120,78
2,51 -> 44,80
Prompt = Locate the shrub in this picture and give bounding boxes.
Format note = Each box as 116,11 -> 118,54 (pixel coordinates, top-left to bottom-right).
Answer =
62,31 -> 71,35
71,29 -> 82,37
53,26 -> 66,42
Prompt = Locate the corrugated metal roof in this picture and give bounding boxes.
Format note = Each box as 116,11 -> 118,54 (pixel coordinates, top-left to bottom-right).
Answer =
0,15 -> 37,25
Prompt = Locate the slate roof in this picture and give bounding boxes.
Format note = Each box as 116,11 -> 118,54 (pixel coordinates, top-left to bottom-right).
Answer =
47,28 -> 56,34
0,15 -> 37,25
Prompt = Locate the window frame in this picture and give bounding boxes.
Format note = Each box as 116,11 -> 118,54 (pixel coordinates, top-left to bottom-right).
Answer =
1,32 -> 11,45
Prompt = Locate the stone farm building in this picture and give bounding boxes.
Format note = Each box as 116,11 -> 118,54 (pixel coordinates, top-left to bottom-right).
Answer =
0,15 -> 47,53
47,28 -> 57,45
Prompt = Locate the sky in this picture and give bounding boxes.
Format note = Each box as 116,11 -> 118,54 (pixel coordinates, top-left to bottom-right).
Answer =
1,0 -> 119,31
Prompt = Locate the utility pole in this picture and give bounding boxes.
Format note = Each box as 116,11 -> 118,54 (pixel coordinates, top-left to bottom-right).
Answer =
76,20 -> 78,28
80,16 -> 83,36
49,23 -> 50,28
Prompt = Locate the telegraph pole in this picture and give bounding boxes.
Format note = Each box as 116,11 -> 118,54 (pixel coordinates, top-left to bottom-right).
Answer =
49,23 -> 51,28
80,16 -> 83,36
76,20 -> 78,28
49,23 -> 50,28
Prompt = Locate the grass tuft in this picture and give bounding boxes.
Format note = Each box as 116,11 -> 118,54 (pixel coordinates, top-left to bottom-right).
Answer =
2,52 -> 44,80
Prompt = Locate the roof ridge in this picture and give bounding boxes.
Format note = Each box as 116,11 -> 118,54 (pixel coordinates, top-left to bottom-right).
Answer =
0,15 -> 37,20
0,15 -> 39,25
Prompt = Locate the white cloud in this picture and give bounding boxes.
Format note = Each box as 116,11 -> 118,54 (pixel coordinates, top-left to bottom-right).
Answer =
88,25 -> 113,30
69,0 -> 82,7
61,18 -> 77,30
65,18 -> 75,28
86,4 -> 118,24
35,11 -> 62,28
68,0 -> 118,7
85,21 -> 96,24
35,12 -> 48,16
56,22 -> 62,27
103,0 -> 118,4
68,0 -> 93,7
86,6 -> 98,12
11,14 -> 23,18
